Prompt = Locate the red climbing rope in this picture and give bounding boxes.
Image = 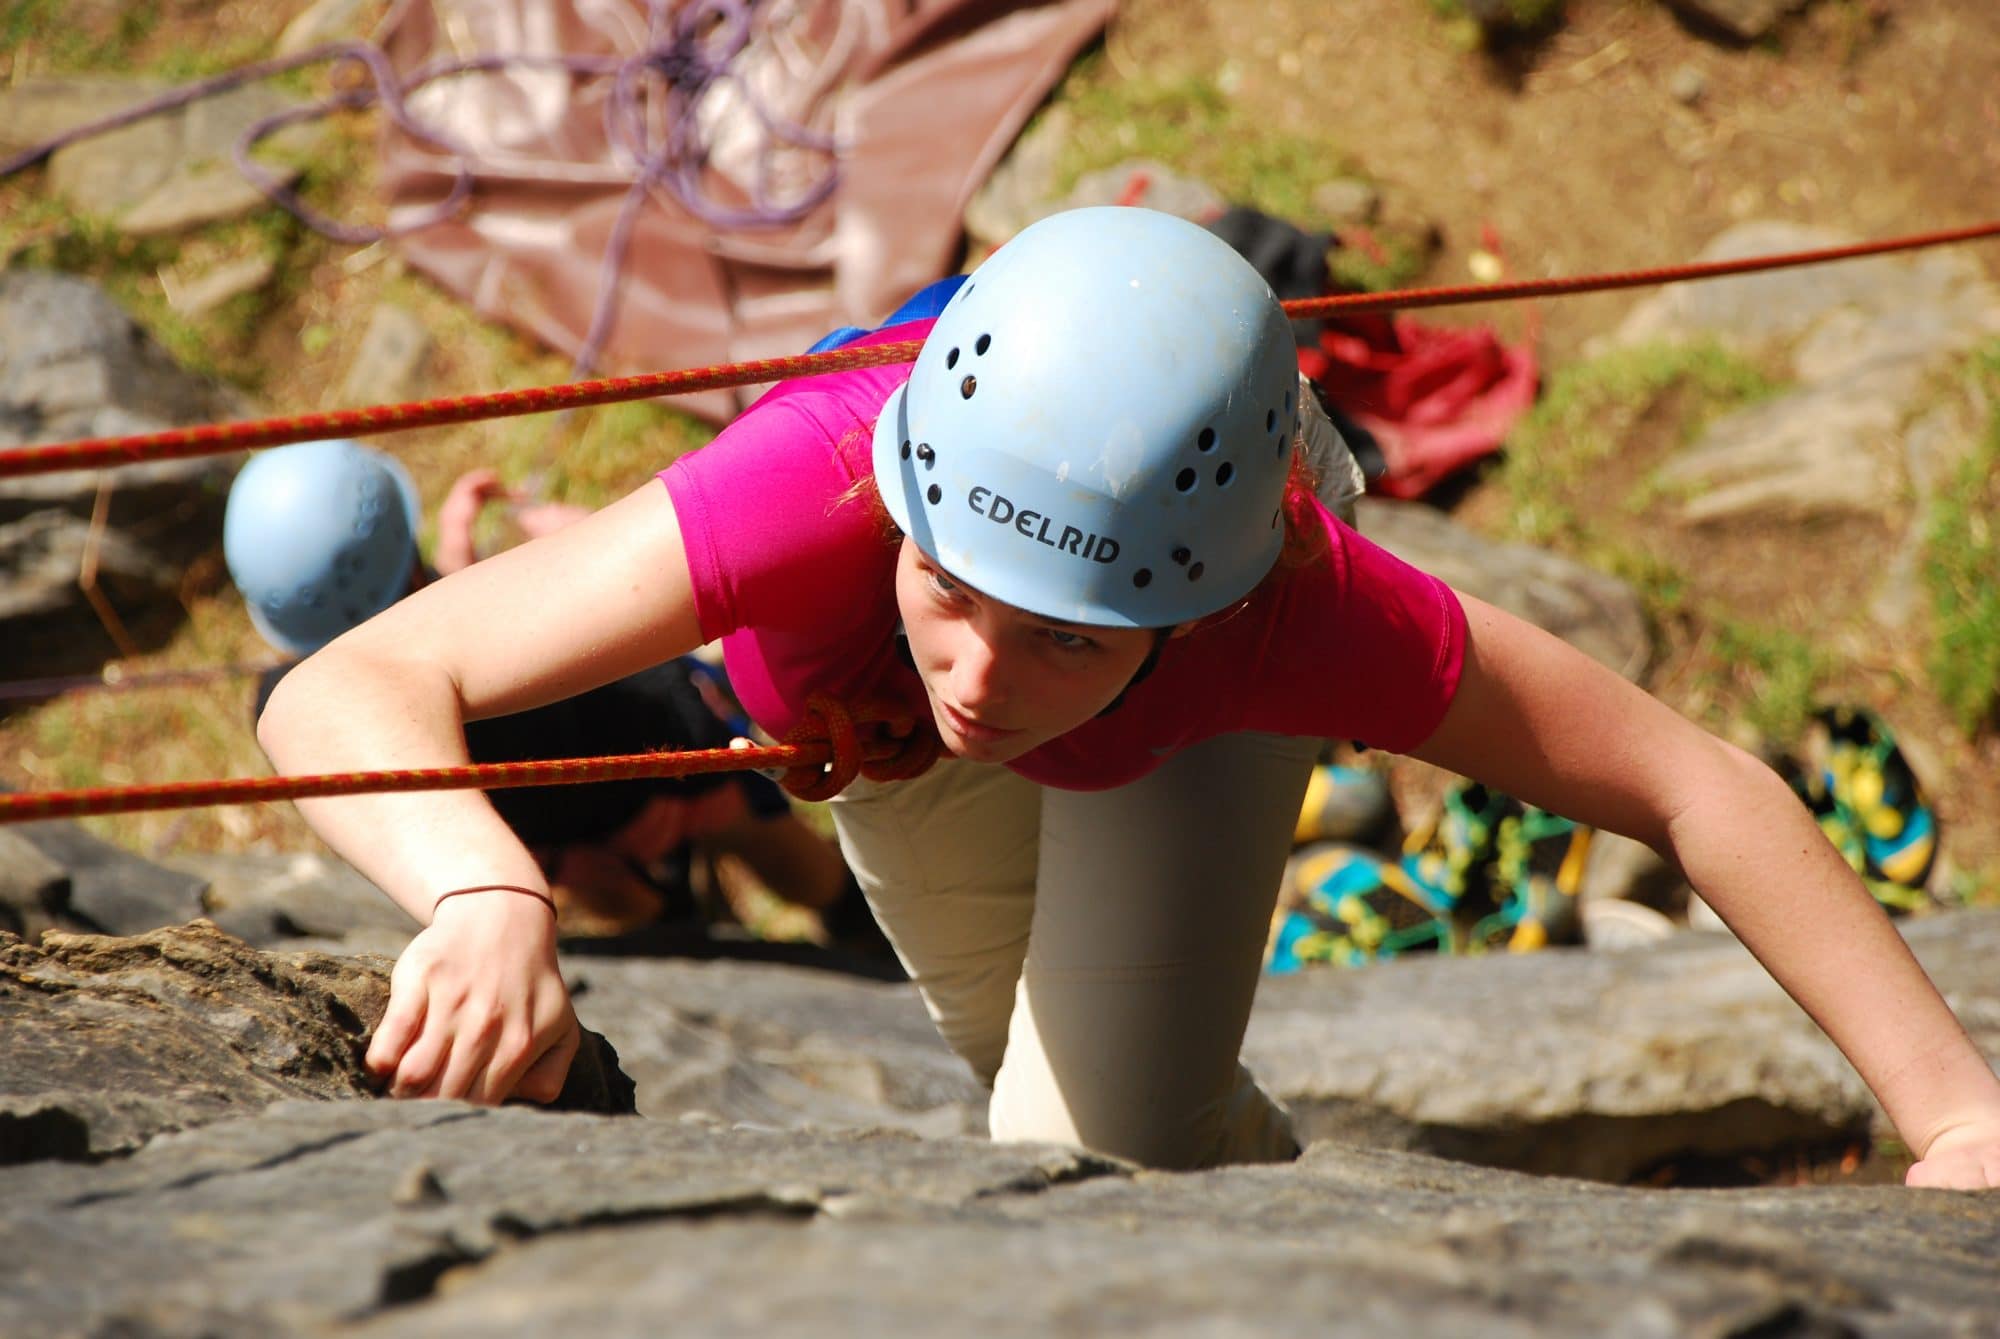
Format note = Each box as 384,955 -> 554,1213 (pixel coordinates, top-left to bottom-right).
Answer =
3,218 -> 1996,482
0,694 -> 939,824
0,339 -> 920,479
1287,218 -> 2000,319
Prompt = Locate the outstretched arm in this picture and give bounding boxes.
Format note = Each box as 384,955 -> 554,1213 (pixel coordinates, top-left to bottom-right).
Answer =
258,480 -> 703,1104
1410,592 -> 2000,1189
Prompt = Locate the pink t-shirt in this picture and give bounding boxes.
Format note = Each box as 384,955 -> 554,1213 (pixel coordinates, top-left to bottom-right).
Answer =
661,322 -> 1467,791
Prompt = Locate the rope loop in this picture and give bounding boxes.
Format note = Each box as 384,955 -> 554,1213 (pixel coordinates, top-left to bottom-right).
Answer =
779,693 -> 863,801
858,702 -> 945,784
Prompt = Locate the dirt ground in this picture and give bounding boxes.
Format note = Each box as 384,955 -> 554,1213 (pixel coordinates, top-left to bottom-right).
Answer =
4,0 -> 1999,881
1124,0 -> 2000,361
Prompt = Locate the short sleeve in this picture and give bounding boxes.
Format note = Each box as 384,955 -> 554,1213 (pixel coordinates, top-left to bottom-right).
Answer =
1242,516 -> 1466,754
660,392 -> 885,644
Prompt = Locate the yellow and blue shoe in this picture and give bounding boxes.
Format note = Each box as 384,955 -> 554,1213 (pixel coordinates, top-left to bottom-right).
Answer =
1266,843 -> 1452,973
1807,706 -> 1937,913
1293,761 -> 1395,847
1399,781 -> 1591,954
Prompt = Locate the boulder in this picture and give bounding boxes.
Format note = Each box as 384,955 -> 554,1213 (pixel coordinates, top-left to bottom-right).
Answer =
10,814 -> 208,935
0,75 -> 327,233
0,920 -> 635,1165
1357,497 -> 1651,681
0,270 -> 249,671
1245,909 -> 2000,1183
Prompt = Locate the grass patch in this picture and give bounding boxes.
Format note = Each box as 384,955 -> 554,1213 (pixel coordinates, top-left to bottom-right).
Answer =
2,0 -> 164,75
1495,338 -> 1778,548
1697,618 -> 1827,745
1921,341 -> 2000,737
9,594 -> 311,856
1051,55 -> 1359,231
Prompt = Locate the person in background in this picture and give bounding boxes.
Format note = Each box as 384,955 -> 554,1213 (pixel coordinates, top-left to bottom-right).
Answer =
224,438 -> 889,965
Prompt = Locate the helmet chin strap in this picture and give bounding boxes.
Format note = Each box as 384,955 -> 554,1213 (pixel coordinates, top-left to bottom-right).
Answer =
1094,628 -> 1170,719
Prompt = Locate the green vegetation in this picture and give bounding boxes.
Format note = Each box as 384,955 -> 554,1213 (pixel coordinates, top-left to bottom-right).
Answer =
1920,341 -> 2000,737
1047,56 -> 1429,292
2,0 -> 163,74
1495,338 -> 1777,548
1053,60 -> 1348,228
1700,618 -> 1827,746
1490,338 -> 1826,740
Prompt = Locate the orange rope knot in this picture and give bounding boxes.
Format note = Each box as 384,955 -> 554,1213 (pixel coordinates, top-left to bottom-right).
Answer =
779,693 -> 864,801
857,700 -> 944,784
777,693 -> 944,799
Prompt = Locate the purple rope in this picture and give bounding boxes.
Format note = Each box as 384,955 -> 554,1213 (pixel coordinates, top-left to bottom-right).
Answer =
0,2 -> 842,374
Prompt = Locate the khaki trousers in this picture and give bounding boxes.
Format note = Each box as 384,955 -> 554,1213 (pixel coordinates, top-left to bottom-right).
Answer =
828,730 -> 1319,1169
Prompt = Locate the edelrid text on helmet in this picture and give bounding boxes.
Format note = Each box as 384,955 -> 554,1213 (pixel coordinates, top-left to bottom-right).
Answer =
871,206 -> 1299,628
223,439 -> 421,656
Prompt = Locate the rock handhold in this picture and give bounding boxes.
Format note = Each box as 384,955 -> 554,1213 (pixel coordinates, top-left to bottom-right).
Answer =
0,920 -> 635,1166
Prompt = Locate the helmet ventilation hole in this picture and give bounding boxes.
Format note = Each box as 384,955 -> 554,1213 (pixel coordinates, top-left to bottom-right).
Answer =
975,333 -> 991,355
1215,462 -> 1235,487
1271,508 -> 1282,528
1174,467 -> 1197,492
1196,427 -> 1217,453
926,484 -> 942,505
1265,409 -> 1278,433
946,348 -> 960,370
960,375 -> 977,399
900,439 -> 912,460
916,443 -> 935,468
1187,562 -> 1204,582
1171,546 -> 1191,565
1132,568 -> 1153,588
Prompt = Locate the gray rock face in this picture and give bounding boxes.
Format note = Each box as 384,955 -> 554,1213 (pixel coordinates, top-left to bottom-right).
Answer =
168,849 -> 420,956
12,814 -> 208,935
0,271 -> 249,454
0,828 -> 71,940
1357,496 -> 1651,680
1,76 -> 325,233
565,955 -> 985,1140
48,844 -> 2000,1191
2,1098 -> 1995,1338
1613,223 -> 2000,355
0,270 -> 249,669
3,845 -> 1999,1334
0,920 -> 636,1165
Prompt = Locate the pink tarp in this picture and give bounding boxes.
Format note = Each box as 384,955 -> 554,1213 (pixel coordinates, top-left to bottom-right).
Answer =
376,0 -> 1114,422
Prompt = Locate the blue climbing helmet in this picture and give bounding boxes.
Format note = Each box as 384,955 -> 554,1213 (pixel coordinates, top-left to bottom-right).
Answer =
223,439 -> 421,656
871,206 -> 1300,628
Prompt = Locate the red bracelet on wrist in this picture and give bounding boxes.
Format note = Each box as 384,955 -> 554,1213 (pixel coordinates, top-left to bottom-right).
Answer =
430,884 -> 558,918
